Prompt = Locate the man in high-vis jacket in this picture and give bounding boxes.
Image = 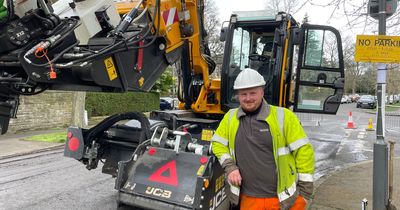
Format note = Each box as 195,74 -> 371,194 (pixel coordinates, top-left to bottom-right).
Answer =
211,68 -> 314,210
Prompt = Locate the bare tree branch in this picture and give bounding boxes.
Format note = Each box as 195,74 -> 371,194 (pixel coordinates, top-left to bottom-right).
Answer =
204,0 -> 224,57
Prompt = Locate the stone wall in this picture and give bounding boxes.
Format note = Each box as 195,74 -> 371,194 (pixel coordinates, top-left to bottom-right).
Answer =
8,91 -> 74,133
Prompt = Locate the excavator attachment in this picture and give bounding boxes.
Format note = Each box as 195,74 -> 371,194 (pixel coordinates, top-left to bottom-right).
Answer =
64,113 -> 229,210
0,0 -> 182,134
116,144 -> 228,210
114,127 -> 229,210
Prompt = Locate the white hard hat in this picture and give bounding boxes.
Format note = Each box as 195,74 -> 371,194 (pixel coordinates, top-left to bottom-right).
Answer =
233,68 -> 266,90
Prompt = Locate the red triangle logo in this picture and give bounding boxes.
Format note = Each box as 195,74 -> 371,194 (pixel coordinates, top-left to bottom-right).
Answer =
148,160 -> 178,186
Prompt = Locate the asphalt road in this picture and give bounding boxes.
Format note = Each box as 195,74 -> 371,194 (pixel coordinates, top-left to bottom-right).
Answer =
0,150 -> 117,210
0,103 -> 399,210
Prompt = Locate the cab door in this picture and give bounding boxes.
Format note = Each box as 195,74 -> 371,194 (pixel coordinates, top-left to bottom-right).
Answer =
294,24 -> 344,114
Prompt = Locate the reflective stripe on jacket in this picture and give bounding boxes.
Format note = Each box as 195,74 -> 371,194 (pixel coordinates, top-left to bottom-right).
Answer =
211,105 -> 314,203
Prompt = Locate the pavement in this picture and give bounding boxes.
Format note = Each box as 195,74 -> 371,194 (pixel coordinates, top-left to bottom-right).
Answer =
0,130 -> 399,210
0,129 -> 65,160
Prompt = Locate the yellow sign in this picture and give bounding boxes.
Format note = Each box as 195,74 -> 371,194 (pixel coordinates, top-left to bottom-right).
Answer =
355,35 -> 400,63
197,165 -> 205,176
104,57 -> 117,81
138,76 -> 145,87
201,129 -> 214,141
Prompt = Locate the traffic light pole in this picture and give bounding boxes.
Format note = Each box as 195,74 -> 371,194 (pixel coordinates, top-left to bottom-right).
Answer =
373,0 -> 388,209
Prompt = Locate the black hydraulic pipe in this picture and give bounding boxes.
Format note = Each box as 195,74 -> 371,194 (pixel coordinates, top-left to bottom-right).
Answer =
114,0 -> 144,35
180,41 -> 193,110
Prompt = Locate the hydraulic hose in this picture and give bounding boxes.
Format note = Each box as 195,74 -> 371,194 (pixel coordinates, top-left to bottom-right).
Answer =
53,0 -> 161,67
0,0 -> 14,26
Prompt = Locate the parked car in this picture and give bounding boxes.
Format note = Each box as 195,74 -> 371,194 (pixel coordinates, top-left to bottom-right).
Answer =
160,98 -> 172,110
349,94 -> 360,102
346,95 -> 352,103
389,95 -> 394,104
390,95 -> 399,104
357,95 -> 376,109
341,95 -> 352,104
341,96 -> 347,104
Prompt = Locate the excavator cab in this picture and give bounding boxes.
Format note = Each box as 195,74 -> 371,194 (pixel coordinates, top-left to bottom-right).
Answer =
220,11 -> 344,114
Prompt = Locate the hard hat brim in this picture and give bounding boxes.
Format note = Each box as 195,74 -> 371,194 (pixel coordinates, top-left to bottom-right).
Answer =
233,82 -> 266,90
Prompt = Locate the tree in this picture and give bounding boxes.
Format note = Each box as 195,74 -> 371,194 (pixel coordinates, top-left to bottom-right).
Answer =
309,0 -> 400,34
71,92 -> 86,127
264,0 -> 307,14
302,13 -> 310,24
387,64 -> 400,96
342,36 -> 362,94
152,67 -> 176,96
203,0 -> 224,78
204,0 -> 224,58
356,65 -> 377,94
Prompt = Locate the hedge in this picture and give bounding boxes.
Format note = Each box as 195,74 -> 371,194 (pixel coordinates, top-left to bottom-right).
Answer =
85,92 -> 159,117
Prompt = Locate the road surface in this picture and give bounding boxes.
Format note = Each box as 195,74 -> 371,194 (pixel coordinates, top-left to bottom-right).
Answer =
0,103 -> 399,209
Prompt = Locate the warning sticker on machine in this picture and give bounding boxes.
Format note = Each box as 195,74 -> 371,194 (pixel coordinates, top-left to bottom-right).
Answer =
104,57 -> 117,81
201,129 -> 214,141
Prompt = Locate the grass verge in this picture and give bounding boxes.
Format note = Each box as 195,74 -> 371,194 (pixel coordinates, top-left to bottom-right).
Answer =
23,132 -> 67,143
372,105 -> 400,112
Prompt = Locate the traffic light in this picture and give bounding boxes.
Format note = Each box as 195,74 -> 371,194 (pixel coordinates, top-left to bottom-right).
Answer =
368,0 -> 398,19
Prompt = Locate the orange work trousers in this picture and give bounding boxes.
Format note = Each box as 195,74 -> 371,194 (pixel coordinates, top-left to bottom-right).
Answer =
240,194 -> 307,210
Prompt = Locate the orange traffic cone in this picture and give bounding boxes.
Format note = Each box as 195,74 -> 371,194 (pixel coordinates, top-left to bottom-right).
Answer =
366,118 -> 374,131
346,111 -> 356,129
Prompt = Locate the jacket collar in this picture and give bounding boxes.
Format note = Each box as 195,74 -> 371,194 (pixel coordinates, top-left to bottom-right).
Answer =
237,99 -> 270,121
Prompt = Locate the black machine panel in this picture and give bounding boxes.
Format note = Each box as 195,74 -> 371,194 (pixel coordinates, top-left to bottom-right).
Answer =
121,147 -> 205,208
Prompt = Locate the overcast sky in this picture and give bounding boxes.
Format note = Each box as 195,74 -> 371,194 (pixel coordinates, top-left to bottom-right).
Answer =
214,0 -> 383,38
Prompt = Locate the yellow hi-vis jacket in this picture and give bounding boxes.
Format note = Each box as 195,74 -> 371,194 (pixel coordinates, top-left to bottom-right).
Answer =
211,105 -> 314,204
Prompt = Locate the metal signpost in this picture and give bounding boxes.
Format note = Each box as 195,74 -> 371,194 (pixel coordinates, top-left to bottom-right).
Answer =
370,0 -> 395,209
373,0 -> 388,209
355,0 -> 399,209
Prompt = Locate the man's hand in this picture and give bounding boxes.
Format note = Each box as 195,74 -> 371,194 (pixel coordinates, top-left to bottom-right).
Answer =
303,197 -> 308,205
228,169 -> 242,186
303,196 -> 309,205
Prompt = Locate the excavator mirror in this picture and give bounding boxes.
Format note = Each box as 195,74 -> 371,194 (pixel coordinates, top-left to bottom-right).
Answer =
293,24 -> 344,114
219,26 -> 228,42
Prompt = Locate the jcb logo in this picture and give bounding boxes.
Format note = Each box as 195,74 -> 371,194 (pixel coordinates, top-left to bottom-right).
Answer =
16,31 -> 25,38
209,187 -> 226,210
145,186 -> 172,198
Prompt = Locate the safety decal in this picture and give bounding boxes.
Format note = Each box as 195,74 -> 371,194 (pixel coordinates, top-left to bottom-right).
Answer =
197,165 -> 205,176
201,129 -> 214,141
148,160 -> 178,186
183,194 -> 194,204
138,76 -> 144,87
162,7 -> 179,27
124,182 -> 136,191
104,57 -> 117,81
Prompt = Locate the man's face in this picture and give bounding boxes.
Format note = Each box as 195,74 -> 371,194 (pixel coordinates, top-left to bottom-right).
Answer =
237,87 -> 264,112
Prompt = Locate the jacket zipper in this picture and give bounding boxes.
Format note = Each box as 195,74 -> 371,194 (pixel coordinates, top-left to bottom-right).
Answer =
285,187 -> 290,196
289,164 -> 294,175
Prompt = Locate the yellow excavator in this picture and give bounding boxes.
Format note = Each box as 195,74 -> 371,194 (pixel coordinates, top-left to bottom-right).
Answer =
0,0 -> 344,209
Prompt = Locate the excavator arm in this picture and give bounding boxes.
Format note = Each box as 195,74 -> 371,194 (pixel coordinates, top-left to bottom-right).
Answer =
0,0 -> 221,135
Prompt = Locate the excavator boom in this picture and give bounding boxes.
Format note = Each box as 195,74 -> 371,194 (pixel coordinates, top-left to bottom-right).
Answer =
0,0 -> 222,134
